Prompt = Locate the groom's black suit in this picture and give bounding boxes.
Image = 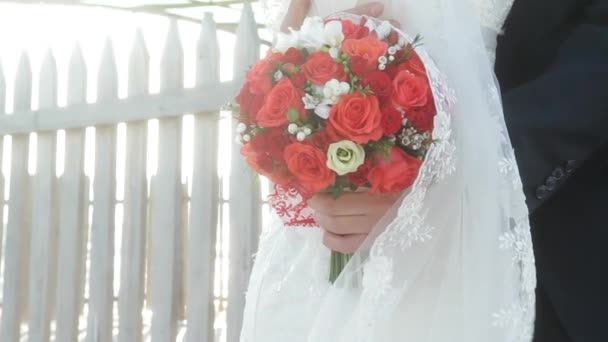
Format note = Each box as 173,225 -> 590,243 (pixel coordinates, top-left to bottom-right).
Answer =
496,0 -> 608,341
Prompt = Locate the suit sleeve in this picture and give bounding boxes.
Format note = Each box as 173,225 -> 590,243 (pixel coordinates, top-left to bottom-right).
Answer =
502,0 -> 608,213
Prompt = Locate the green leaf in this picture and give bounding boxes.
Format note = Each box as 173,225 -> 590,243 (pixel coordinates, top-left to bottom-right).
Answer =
287,108 -> 300,122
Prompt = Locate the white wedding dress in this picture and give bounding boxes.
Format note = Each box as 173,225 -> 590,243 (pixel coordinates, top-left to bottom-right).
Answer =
240,1 -> 536,341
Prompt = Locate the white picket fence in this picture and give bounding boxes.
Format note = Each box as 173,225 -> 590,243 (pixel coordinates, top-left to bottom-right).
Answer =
0,4 -> 263,342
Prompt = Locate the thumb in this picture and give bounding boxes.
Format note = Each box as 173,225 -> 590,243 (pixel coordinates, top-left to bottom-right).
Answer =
281,0 -> 312,32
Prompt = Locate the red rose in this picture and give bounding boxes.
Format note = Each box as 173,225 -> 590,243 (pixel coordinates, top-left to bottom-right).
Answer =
388,31 -> 399,45
346,161 -> 372,187
282,63 -> 298,75
250,129 -> 292,161
349,56 -> 368,76
391,70 -> 430,111
290,71 -> 307,88
246,59 -> 275,95
302,52 -> 347,85
257,78 -> 305,128
342,36 -> 388,70
362,71 -> 393,98
235,82 -> 265,122
380,105 -> 403,135
328,93 -> 383,144
406,93 -> 436,132
368,147 -> 422,194
399,51 -> 427,76
309,130 -> 334,151
339,19 -> 370,39
283,47 -> 303,65
241,144 -> 294,185
284,143 -> 336,192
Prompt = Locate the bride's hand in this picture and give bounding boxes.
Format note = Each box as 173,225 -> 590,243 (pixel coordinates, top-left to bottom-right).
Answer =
309,191 -> 400,253
280,1 -> 388,33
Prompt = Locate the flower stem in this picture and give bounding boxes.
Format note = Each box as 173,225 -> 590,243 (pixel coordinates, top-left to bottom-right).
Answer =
329,251 -> 353,284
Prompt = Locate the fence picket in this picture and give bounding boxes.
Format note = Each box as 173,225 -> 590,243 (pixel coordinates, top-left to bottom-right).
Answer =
185,12 -> 220,342
55,43 -> 89,342
86,38 -> 118,342
0,59 -> 6,286
117,28 -> 149,342
0,52 -> 33,342
26,49 -> 59,342
149,19 -> 184,342
227,4 -> 262,342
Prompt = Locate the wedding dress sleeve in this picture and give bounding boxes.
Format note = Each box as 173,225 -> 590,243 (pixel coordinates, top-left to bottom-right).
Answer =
500,0 -> 608,212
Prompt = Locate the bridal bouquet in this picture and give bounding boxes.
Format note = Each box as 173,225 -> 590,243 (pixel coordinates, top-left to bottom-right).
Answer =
234,15 -> 438,282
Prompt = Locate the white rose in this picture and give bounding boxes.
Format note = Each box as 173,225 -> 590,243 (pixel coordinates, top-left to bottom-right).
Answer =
326,140 -> 366,176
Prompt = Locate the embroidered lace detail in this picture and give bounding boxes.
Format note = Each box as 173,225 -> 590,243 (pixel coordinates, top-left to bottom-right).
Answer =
268,183 -> 316,227
473,0 -> 515,34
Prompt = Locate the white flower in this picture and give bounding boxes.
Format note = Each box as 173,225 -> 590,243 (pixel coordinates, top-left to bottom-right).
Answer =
322,79 -> 350,104
242,134 -> 251,142
364,19 -> 377,32
388,46 -> 398,55
274,70 -> 284,81
326,140 -> 366,176
314,103 -> 331,119
236,122 -> 247,133
296,131 -> 306,141
375,21 -> 393,40
323,20 -> 345,48
288,123 -> 299,134
329,47 -> 340,59
275,31 -> 300,52
303,127 -> 312,135
302,94 -> 321,110
298,17 -> 326,51
378,56 -> 388,64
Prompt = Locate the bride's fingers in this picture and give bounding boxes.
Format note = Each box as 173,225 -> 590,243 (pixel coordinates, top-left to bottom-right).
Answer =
313,211 -> 377,235
281,0 -> 312,32
309,192 -> 400,216
322,230 -> 368,254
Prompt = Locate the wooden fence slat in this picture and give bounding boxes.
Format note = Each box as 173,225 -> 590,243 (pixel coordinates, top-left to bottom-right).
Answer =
185,12 -> 220,342
86,38 -> 118,342
0,82 -> 240,136
26,49 -> 59,342
117,28 -> 149,342
0,52 -> 33,342
0,59 -> 6,287
227,4 -> 262,342
55,43 -> 89,342
149,19 -> 184,342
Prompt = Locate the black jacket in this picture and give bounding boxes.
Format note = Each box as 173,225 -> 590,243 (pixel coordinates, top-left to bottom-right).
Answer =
496,0 -> 608,341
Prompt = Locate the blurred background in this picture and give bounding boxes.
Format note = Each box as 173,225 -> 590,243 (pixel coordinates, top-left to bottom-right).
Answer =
0,1 -> 272,341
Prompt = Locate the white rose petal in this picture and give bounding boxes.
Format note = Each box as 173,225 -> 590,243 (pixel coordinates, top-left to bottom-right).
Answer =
364,19 -> 377,32
326,140 -> 366,176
